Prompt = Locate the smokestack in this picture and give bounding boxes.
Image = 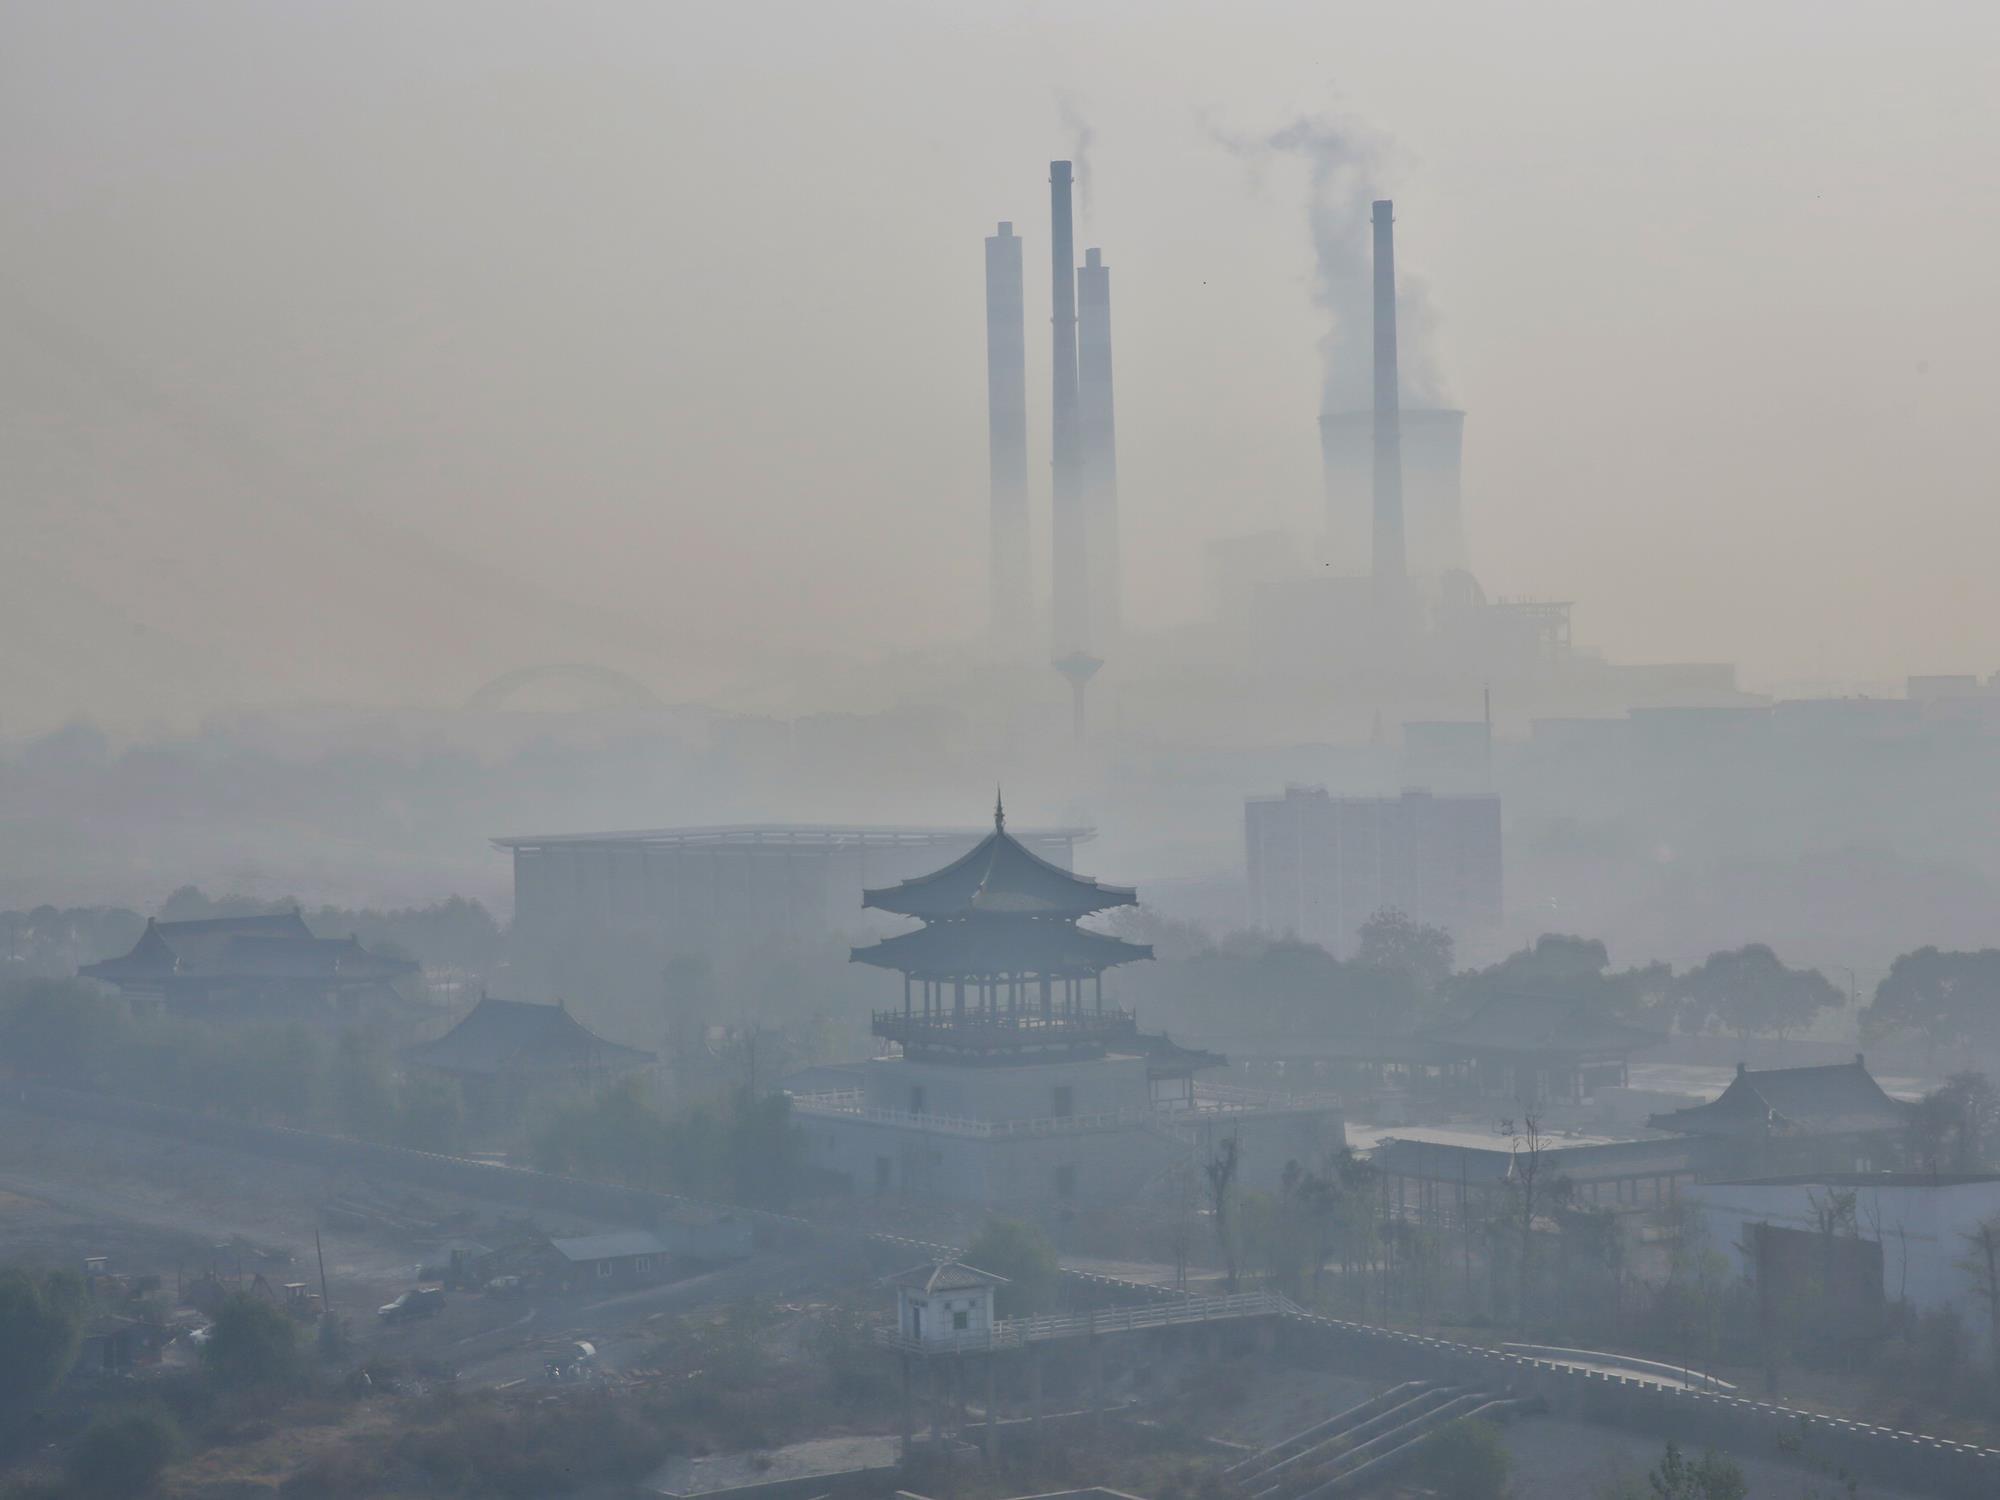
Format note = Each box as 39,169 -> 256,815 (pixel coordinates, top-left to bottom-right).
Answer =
984,222 -> 1030,640
1371,200 -> 1406,589
1049,162 -> 1088,659
1317,408 -> 1467,578
1076,246 -> 1120,650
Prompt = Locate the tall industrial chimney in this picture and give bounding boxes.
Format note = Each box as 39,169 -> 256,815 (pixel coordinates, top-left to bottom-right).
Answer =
1076,246 -> 1120,650
1048,162 -> 1088,659
1371,200 -> 1406,590
984,222 -> 1030,640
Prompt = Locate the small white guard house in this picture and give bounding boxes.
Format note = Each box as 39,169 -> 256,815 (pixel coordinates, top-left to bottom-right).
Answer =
891,1260 -> 1007,1346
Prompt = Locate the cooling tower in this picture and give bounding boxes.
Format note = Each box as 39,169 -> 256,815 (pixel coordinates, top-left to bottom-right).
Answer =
1320,407 -> 1468,577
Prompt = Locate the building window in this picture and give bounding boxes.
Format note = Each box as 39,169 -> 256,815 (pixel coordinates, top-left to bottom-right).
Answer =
875,1156 -> 893,1192
634,1256 -> 652,1274
953,1310 -> 970,1331
596,1260 -> 613,1279
1055,1164 -> 1077,1199
1052,1085 -> 1074,1118
909,1085 -> 927,1116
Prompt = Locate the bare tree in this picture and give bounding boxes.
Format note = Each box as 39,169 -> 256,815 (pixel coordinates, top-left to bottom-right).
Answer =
1498,1112 -> 1554,1326
1960,1212 -> 2000,1379
1204,1133 -> 1241,1292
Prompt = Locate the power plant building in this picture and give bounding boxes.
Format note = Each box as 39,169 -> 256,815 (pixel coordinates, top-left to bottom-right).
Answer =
1245,786 -> 1502,955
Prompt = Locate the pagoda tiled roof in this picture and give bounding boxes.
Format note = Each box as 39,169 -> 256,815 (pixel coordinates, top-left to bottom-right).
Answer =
1647,1058 -> 1910,1139
405,996 -> 654,1078
861,814 -> 1135,921
81,914 -> 417,986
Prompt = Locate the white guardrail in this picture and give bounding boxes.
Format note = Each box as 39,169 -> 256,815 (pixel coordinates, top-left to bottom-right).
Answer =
788,1089 -> 1339,1139
871,1291 -> 1296,1354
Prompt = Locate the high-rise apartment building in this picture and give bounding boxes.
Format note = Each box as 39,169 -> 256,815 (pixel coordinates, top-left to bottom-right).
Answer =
1245,787 -> 1501,954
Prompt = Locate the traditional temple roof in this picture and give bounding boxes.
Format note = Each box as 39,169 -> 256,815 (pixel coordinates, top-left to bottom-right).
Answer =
1647,1057 -> 1910,1139
861,796 -> 1136,921
1426,994 -> 1661,1061
851,921 -> 1150,980
81,914 -> 417,987
405,996 -> 654,1078
889,1260 -> 1009,1294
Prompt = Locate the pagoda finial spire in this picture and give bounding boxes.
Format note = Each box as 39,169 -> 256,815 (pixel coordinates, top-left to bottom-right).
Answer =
994,787 -> 1005,831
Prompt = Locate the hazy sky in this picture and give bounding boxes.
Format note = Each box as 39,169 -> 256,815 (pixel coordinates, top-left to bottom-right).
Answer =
6,0 -> 1999,724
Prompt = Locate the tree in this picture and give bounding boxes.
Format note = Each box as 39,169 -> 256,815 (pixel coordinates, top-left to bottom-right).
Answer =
67,1404 -> 182,1496
1416,1417 -> 1510,1500
1205,1134 -> 1242,1292
1446,935 -> 1674,1030
201,1292 -> 301,1389
0,1267 -> 85,1419
1674,944 -> 1841,1042
1357,909 -> 1454,995
1645,1440 -> 1747,1500
1960,1212 -> 2000,1381
1499,1112 -> 1564,1326
962,1217 -> 1059,1317
1862,948 -> 2000,1065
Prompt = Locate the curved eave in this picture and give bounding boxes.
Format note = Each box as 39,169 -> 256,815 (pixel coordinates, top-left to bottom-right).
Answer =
849,931 -> 1153,979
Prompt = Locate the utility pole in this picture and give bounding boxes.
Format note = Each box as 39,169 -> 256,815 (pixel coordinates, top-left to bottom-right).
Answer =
315,1225 -> 330,1311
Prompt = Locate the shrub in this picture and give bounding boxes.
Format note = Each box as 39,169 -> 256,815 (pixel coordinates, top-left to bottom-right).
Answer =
1416,1417 -> 1510,1500
66,1403 -> 182,1496
963,1217 -> 1059,1316
0,1268 -> 86,1421
201,1293 -> 301,1390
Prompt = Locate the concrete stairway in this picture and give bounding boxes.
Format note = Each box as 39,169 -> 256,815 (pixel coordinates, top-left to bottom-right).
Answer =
1225,1381 -> 1529,1500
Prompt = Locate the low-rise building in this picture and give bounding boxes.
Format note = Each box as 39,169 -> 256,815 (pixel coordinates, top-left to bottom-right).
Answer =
1648,1056 -> 1910,1178
1372,1135 -> 1699,1226
404,994 -> 654,1138
545,1229 -> 673,1292
891,1260 -> 1005,1347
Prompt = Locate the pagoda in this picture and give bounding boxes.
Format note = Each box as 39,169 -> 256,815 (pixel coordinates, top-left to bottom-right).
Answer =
852,794 -> 1152,1064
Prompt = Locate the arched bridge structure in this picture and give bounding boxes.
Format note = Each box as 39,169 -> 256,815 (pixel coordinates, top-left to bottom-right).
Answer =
465,663 -> 664,712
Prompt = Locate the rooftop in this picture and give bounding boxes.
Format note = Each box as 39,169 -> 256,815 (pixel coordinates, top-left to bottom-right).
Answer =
494,821 -> 1089,852
1648,1057 -> 1910,1139
81,914 -> 417,987
406,996 -> 654,1078
548,1229 -> 670,1262
890,1259 -> 1010,1295
859,801 -> 1134,920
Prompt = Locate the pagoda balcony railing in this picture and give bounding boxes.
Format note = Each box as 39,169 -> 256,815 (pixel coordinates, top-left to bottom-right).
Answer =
788,1089 -> 1155,1140
870,1007 -> 1137,1048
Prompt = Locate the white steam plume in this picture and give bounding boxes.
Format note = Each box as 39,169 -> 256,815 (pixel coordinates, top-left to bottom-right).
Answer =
1056,89 -> 1098,230
1212,111 -> 1449,414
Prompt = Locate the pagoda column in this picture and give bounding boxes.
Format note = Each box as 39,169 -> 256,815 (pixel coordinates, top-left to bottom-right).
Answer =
1040,974 -> 1052,1020
954,979 -> 965,1020
904,974 -> 912,1021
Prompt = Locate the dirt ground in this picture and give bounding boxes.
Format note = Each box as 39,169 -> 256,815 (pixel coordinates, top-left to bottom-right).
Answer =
0,1102 -> 836,1387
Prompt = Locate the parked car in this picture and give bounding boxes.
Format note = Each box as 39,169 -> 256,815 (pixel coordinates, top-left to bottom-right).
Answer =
484,1275 -> 523,1297
377,1286 -> 446,1323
